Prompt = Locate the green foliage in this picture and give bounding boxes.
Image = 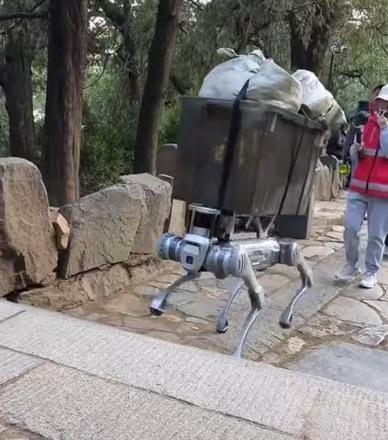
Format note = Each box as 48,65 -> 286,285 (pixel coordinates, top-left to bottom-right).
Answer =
160,101 -> 181,146
1,0 -> 388,194
80,68 -> 137,194
333,0 -> 388,113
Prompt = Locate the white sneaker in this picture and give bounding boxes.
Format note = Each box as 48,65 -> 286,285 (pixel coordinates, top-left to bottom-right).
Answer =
335,264 -> 361,282
359,272 -> 378,289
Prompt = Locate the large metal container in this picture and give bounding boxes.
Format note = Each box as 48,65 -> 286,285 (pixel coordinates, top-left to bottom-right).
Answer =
173,97 -> 327,216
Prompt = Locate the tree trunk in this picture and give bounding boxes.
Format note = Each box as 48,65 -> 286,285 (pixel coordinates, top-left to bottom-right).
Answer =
97,0 -> 141,103
134,0 -> 183,174
289,4 -> 336,78
290,24 -> 333,77
42,0 -> 87,206
289,23 -> 311,72
123,33 -> 142,103
0,31 -> 36,162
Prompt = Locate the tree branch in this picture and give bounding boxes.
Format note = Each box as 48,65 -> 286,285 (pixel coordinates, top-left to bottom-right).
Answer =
0,11 -> 47,21
0,0 -> 48,21
337,70 -> 368,88
337,70 -> 363,79
187,0 -> 203,11
28,0 -> 49,13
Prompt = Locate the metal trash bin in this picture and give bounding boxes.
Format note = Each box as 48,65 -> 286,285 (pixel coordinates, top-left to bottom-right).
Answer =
173,97 -> 327,237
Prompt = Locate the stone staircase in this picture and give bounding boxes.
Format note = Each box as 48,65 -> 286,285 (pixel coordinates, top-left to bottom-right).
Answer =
0,300 -> 388,439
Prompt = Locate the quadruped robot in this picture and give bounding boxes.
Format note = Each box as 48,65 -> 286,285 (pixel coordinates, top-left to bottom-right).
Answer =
150,95 -> 327,358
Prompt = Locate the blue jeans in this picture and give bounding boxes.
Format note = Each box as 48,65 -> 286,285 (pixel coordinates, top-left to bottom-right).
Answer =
345,191 -> 388,273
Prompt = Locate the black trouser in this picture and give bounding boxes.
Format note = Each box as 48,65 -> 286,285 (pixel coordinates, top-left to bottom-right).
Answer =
386,235 -> 388,247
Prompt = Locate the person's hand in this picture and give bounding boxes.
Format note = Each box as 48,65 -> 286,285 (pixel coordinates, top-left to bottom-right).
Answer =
377,111 -> 388,129
350,143 -> 364,158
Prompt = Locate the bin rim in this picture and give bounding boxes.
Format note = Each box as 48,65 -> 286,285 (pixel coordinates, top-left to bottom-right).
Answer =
180,96 -> 327,132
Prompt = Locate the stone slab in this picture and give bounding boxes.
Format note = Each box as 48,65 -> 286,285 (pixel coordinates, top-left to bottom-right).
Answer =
301,245 -> 334,260
1,307 -> 388,438
332,225 -> 345,233
342,285 -> 384,300
0,301 -> 25,322
84,240 -> 350,359
378,269 -> 388,285
352,325 -> 388,346
270,251 -> 345,318
287,342 -> 388,393
259,274 -> 290,292
324,297 -> 382,326
325,231 -> 344,241
301,313 -> 356,339
0,363 -> 292,440
365,300 -> 388,321
0,426 -> 46,439
0,348 -> 43,385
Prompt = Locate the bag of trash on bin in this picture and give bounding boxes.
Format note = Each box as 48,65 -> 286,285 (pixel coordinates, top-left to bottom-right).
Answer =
293,69 -> 347,133
325,100 -> 348,135
247,60 -> 302,112
293,70 -> 334,118
198,49 -> 266,99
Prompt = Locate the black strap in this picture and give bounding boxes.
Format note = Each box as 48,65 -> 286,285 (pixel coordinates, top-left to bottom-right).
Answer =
277,118 -> 307,218
218,80 -> 250,207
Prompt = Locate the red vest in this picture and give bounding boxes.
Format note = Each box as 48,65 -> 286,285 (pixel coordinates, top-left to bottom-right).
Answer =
349,114 -> 388,198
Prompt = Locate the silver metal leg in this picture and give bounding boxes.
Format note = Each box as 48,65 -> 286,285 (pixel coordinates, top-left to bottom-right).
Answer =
279,279 -> 308,329
233,308 -> 261,359
216,280 -> 244,333
279,245 -> 313,329
233,279 -> 264,359
233,264 -> 264,359
150,273 -> 198,316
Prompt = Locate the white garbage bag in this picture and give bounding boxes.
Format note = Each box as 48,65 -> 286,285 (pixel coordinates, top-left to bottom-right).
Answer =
293,70 -> 334,118
325,100 -> 348,134
198,50 -> 266,100
215,48 -> 238,60
247,60 -> 302,112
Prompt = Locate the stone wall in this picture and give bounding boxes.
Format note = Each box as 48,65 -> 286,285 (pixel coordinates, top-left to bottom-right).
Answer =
0,159 -> 171,303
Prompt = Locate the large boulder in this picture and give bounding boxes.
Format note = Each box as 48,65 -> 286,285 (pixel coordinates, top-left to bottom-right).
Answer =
119,174 -> 172,254
59,184 -> 143,278
58,175 -> 171,279
0,158 -> 57,296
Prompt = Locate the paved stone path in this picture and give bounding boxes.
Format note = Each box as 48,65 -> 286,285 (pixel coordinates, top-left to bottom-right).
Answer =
1,301 -> 388,439
8,193 -> 388,405
60,197 -> 350,359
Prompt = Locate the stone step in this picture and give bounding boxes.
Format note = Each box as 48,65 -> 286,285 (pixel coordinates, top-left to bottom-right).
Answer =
0,300 -> 388,439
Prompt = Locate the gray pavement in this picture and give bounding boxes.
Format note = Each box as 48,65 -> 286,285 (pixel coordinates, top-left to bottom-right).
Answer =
2,195 -> 388,438
1,300 -> 388,439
